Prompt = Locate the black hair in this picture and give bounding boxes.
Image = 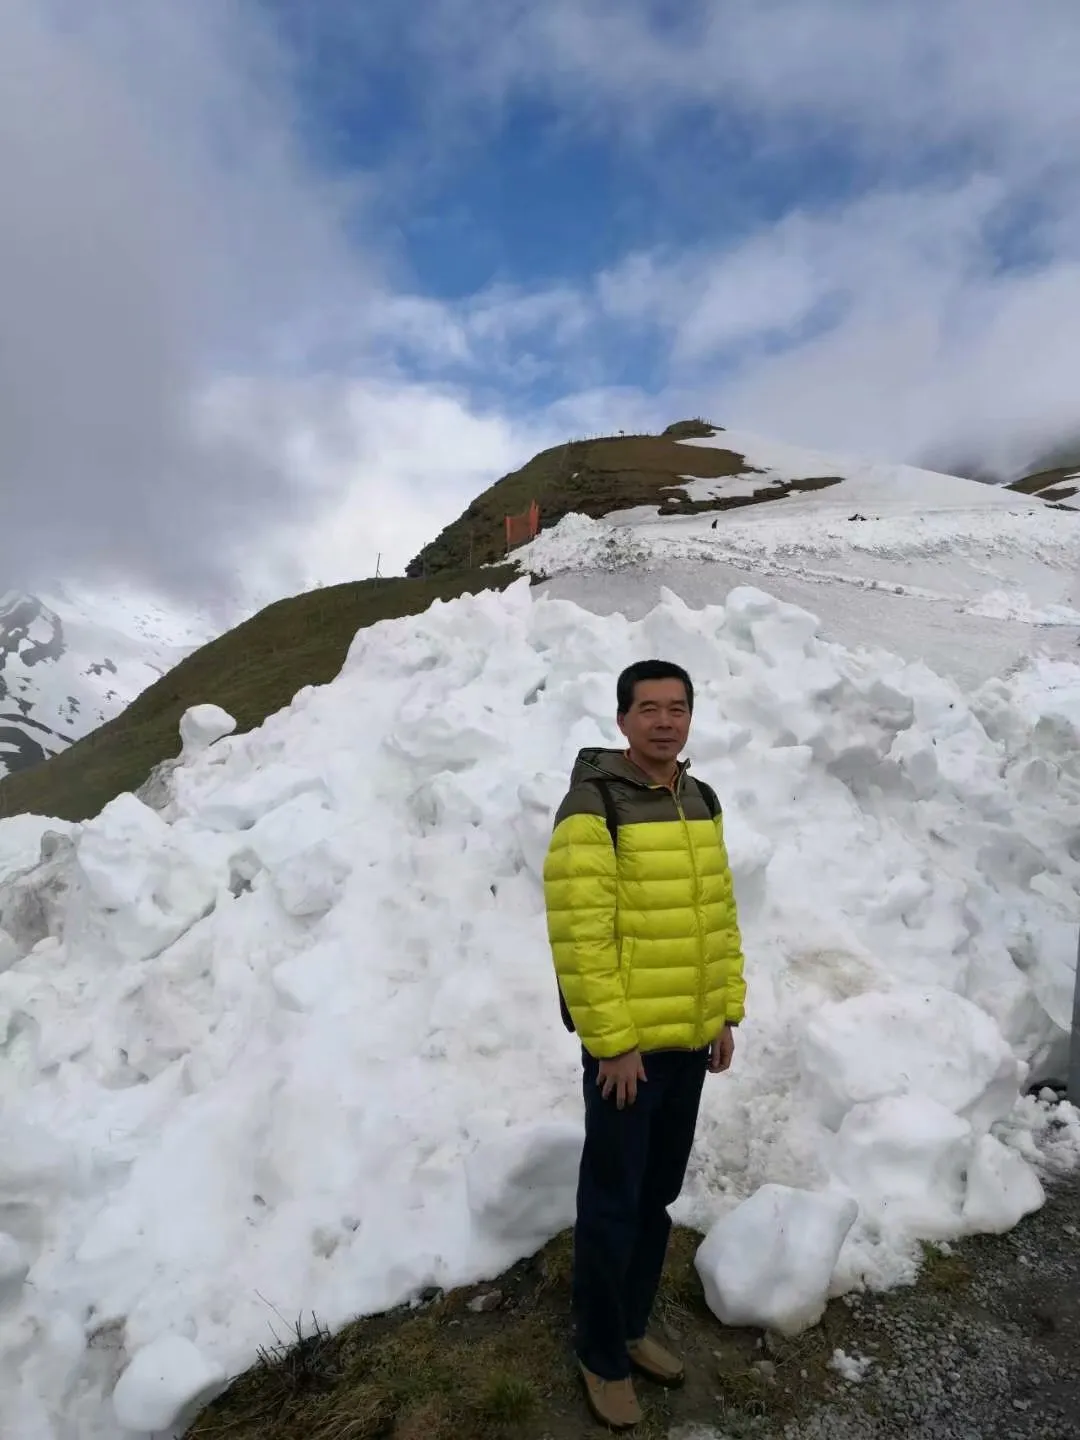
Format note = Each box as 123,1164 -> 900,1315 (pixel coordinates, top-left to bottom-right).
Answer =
616,659 -> 694,717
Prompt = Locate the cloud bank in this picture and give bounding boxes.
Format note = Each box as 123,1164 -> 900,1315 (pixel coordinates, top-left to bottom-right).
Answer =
6,0 -> 1080,608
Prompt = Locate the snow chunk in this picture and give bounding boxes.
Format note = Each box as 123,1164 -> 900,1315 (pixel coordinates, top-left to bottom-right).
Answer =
830,1348 -> 873,1382
75,794 -> 217,962
695,1185 -> 859,1335
830,1095 -> 971,1237
189,765 -> 330,833
465,1123 -> 581,1247
0,815 -> 76,885
112,1336 -> 225,1433
799,987 -> 1024,1133
179,704 -> 236,759
962,1134 -> 1045,1234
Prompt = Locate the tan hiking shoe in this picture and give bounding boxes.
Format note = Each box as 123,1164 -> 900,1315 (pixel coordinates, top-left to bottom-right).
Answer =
627,1334 -> 685,1388
579,1365 -> 642,1430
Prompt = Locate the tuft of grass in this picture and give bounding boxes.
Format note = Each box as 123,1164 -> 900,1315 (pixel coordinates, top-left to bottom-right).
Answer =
254,1314 -> 340,1397
919,1241 -> 974,1293
478,1372 -> 538,1427
0,566 -> 519,823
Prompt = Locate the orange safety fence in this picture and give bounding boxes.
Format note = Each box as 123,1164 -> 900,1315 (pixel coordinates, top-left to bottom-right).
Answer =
504,499 -> 541,551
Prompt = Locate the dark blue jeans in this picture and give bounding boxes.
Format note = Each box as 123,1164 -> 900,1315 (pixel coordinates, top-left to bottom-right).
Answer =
572,1046 -> 708,1380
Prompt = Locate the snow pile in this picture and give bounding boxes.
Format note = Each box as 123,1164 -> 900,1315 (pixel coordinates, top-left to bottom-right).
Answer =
0,578 -> 1079,1436
521,426 -> 1080,696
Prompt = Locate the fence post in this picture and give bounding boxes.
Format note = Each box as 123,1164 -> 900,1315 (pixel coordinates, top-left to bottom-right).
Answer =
1070,927 -> 1080,1104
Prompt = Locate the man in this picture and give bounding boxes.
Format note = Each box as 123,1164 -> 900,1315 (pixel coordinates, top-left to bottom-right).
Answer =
543,659 -> 747,1431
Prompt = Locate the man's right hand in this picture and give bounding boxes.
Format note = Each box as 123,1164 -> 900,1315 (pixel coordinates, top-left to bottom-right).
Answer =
597,1049 -> 647,1109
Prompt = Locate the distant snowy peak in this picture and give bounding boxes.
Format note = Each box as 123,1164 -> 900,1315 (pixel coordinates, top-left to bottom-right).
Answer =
0,589 -> 211,778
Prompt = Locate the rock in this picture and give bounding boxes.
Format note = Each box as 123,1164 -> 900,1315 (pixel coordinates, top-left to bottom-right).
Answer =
467,1290 -> 504,1313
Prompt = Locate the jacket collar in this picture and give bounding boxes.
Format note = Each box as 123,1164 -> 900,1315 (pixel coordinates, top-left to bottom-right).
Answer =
568,746 -> 690,791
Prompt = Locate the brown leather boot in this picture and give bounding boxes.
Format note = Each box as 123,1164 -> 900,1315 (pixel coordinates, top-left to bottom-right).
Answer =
627,1334 -> 685,1388
579,1364 -> 642,1430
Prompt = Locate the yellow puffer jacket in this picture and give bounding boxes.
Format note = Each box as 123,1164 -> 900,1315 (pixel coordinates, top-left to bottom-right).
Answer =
543,747 -> 746,1058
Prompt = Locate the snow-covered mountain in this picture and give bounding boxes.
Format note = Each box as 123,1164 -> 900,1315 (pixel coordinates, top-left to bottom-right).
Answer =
524,425 -> 1080,690
2,425 -> 1080,1437
0,588 -> 212,777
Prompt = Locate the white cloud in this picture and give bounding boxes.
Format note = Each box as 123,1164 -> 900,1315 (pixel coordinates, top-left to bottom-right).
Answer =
12,0 -> 1080,620
209,374 -> 675,600
214,379 -> 552,592
409,0 -> 1080,176
0,0 -> 378,601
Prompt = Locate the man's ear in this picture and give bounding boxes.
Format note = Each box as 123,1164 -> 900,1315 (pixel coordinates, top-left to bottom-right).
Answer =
616,713 -> 627,740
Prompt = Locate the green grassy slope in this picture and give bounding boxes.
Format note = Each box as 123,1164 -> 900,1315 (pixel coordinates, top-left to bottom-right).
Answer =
407,422 -> 847,576
0,568 -> 518,823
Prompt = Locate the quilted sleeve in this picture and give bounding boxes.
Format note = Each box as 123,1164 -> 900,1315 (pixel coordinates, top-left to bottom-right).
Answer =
543,807 -> 638,1058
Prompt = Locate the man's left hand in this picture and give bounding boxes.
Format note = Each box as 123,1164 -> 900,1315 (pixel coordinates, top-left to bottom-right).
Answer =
709,1024 -> 735,1074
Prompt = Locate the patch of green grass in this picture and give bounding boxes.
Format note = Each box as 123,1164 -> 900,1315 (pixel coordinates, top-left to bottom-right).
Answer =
479,1373 -> 538,1426
0,566 -> 519,823
919,1241 -> 974,1293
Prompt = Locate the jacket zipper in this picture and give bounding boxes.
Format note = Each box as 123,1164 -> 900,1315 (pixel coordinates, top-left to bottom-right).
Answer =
673,773 -> 706,1048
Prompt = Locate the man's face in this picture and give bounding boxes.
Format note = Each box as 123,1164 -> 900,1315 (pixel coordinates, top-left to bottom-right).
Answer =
618,678 -> 692,764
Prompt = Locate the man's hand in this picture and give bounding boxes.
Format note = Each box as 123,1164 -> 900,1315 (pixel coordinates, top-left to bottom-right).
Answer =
597,1049 -> 647,1109
709,1024 -> 735,1074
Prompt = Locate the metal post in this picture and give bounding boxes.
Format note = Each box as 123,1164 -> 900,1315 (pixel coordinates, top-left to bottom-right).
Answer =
1070,927 -> 1080,1104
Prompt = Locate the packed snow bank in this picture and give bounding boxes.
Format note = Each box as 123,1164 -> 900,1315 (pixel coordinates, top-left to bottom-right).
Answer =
1,578 -> 1079,1437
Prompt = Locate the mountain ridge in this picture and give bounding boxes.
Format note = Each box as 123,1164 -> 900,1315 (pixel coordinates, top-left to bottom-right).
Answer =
1,419 -> 1073,822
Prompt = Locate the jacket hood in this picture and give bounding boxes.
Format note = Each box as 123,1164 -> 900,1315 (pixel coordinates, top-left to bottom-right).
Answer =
568,746 -> 689,789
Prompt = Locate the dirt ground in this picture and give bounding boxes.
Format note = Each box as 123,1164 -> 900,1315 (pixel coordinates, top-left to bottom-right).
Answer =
186,1173 -> 1080,1440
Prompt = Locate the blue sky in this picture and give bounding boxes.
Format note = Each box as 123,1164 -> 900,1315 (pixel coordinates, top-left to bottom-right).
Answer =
4,0 -> 1080,602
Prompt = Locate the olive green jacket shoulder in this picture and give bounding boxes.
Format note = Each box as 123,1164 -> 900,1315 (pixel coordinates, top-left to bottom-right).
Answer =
542,747 -> 747,1059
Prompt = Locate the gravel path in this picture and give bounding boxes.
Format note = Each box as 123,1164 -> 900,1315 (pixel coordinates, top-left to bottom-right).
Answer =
766,1178 -> 1080,1440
